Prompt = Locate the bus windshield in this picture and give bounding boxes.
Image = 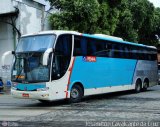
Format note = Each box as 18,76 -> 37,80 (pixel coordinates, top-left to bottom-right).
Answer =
11,34 -> 55,83
11,52 -> 50,83
16,34 -> 55,52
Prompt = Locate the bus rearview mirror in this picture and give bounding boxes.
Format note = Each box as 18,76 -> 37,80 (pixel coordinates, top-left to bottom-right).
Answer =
2,51 -> 14,66
42,48 -> 53,66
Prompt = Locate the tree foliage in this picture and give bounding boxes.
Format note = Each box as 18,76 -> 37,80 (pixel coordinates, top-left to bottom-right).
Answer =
49,0 -> 100,33
47,0 -> 160,46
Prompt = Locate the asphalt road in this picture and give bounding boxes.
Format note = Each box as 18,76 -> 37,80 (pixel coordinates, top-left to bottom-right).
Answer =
0,85 -> 160,127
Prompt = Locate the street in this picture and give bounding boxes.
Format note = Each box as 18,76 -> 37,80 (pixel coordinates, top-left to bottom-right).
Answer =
0,85 -> 160,127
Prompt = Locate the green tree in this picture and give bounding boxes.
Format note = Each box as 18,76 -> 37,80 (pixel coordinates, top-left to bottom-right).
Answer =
153,7 -> 160,45
47,0 -> 160,46
49,0 -> 100,33
135,0 -> 155,45
114,9 -> 138,42
114,0 -> 159,45
48,0 -> 121,34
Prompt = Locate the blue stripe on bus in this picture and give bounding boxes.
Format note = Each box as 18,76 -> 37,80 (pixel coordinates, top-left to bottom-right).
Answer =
82,34 -> 153,49
15,84 -> 46,91
69,57 -> 137,90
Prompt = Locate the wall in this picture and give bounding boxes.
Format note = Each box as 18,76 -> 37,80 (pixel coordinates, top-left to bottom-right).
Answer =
0,0 -> 15,14
0,20 -> 14,80
18,0 -> 45,34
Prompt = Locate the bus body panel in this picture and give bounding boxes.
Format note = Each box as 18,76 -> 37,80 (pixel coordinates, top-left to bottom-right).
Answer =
69,57 -> 137,89
133,60 -> 158,87
13,83 -> 46,91
11,81 -> 68,101
48,71 -> 70,100
47,57 -> 76,100
84,85 -> 134,96
11,89 -> 50,100
11,58 -> 76,101
68,57 -> 158,96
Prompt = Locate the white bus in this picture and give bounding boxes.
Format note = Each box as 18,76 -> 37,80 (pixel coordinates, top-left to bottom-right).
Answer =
2,30 -> 158,103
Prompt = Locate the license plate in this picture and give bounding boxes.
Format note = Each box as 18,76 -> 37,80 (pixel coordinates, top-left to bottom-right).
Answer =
22,93 -> 29,98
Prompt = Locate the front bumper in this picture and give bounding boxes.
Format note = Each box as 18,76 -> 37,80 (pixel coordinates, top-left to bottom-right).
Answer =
11,89 -> 50,100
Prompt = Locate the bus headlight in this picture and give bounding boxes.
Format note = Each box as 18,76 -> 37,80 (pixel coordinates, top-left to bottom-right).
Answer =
37,87 -> 49,91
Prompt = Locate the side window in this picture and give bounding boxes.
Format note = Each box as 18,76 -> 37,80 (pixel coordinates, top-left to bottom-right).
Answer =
131,46 -> 137,59
88,39 -> 111,57
74,36 -> 82,56
135,46 -> 140,60
124,46 -> 129,59
149,49 -> 157,61
73,36 -> 87,56
52,34 -> 72,80
111,44 -> 120,58
87,39 -> 96,55
138,48 -> 144,60
55,35 -> 72,56
118,44 -> 124,58
142,49 -> 147,60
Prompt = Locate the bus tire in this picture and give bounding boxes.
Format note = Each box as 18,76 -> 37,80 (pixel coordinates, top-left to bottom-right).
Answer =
142,79 -> 149,91
135,79 -> 142,93
70,85 -> 83,103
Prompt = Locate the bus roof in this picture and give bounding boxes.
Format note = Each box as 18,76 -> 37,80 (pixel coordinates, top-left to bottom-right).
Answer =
21,30 -> 81,37
82,33 -> 157,50
21,30 -> 156,50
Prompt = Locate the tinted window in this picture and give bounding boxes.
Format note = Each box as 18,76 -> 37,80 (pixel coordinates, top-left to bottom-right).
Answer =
52,34 -> 72,80
73,35 -> 157,61
74,36 -> 87,56
74,36 -> 111,57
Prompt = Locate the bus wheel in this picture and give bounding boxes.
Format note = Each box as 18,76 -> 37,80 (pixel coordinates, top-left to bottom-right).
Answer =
135,80 -> 142,93
70,85 -> 83,103
142,79 -> 149,91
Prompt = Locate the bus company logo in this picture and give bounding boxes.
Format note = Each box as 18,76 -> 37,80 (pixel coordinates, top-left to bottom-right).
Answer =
83,56 -> 96,62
